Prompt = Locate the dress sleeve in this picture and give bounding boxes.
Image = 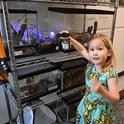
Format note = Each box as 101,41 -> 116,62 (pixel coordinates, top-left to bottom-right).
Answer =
106,67 -> 118,80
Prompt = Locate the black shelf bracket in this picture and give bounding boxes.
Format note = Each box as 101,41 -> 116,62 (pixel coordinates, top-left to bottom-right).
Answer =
0,9 -> 37,13
48,7 -> 114,15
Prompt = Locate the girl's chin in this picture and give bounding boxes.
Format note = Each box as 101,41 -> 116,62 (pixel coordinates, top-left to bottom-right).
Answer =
92,62 -> 102,66
92,60 -> 100,64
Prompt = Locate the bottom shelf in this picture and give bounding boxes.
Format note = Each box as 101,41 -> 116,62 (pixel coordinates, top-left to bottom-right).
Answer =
48,87 -> 84,122
6,84 -> 84,124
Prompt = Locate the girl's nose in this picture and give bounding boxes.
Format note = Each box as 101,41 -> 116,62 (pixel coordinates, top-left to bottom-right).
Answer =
93,50 -> 98,55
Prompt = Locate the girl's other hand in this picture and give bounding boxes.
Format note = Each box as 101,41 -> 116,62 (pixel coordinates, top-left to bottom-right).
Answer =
90,79 -> 101,93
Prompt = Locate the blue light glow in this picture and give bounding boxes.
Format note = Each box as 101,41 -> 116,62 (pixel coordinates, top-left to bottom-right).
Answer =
49,31 -> 55,39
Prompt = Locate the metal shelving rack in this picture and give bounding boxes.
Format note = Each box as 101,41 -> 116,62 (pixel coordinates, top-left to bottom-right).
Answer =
1,0 -> 119,124
1,1 -> 24,123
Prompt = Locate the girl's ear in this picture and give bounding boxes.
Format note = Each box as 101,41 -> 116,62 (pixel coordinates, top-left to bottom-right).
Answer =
107,49 -> 112,56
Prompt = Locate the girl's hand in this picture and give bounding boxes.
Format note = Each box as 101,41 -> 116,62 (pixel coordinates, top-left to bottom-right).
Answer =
90,79 -> 101,93
57,30 -> 70,38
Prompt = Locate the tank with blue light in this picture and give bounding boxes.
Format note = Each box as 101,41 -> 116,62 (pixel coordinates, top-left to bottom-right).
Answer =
11,22 -> 39,47
39,31 -> 59,53
49,31 -> 60,51
39,31 -> 56,42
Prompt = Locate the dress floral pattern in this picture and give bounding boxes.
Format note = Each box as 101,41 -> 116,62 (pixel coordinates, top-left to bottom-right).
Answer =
76,64 -> 118,124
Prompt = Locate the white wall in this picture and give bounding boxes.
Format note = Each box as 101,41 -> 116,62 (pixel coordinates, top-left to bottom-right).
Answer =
113,7 -> 124,73
113,7 -> 124,90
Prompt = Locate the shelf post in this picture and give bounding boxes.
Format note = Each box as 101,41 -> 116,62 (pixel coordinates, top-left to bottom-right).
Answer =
1,1 -> 24,124
110,0 -> 119,42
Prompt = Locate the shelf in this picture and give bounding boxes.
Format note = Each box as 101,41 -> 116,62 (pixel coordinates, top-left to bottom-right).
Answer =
8,9 -> 37,14
4,0 -> 117,7
17,62 -> 56,79
20,0 -> 117,7
2,1 -> 118,123
42,51 -> 83,63
0,9 -> 37,14
48,7 -> 115,14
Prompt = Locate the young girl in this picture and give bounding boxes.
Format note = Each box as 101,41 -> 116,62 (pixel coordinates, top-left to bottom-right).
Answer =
67,33 -> 120,124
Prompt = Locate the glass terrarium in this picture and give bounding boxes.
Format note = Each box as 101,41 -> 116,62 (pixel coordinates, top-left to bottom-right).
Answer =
9,9 -> 39,47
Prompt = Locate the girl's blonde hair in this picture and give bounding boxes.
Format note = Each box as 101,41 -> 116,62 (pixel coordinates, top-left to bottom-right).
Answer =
87,33 -> 115,68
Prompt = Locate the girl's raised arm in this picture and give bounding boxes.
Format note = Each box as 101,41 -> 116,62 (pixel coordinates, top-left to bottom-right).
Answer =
69,36 -> 90,61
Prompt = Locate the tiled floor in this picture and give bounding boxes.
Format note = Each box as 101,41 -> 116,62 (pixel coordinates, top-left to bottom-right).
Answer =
116,97 -> 124,124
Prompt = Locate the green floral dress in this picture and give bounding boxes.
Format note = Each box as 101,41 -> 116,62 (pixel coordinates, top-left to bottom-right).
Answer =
76,64 -> 118,124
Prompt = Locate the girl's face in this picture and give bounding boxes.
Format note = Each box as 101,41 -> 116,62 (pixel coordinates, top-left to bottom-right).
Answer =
88,39 -> 111,67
